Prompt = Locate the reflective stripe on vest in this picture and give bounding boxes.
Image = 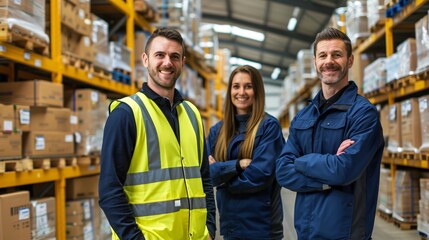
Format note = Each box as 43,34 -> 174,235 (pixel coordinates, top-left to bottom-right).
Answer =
132,196 -> 207,217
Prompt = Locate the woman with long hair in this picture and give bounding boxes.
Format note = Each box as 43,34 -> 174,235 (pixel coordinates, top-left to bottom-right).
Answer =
207,65 -> 285,240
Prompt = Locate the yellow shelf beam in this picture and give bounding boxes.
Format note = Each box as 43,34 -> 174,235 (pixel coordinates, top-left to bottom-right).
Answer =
355,28 -> 386,54
0,42 -> 58,73
61,165 -> 100,179
0,169 -> 60,188
62,65 -> 137,95
50,0 -> 62,84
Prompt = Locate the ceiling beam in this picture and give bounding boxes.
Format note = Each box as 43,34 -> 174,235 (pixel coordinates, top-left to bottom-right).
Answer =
202,13 -> 314,43
226,0 -> 232,18
270,0 -> 335,15
220,39 -> 296,60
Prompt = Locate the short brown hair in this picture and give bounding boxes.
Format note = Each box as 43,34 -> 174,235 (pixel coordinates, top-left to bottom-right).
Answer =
313,27 -> 352,58
145,27 -> 185,55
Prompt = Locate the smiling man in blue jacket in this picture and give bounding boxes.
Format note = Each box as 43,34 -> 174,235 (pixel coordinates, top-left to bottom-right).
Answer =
276,27 -> 384,240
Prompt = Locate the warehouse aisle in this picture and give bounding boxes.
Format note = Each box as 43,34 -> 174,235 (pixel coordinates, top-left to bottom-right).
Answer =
281,189 -> 420,240
214,188 -> 421,239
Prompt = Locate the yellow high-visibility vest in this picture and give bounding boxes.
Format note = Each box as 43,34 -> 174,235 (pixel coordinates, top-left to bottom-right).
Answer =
109,92 -> 208,240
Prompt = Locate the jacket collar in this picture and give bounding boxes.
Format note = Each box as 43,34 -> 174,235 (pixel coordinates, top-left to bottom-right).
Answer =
312,81 -> 358,110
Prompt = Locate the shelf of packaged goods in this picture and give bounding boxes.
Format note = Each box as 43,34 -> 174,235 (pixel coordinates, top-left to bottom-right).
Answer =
393,77 -> 429,98
355,28 -> 386,54
278,78 -> 319,119
367,75 -> 429,104
61,165 -> 100,179
0,42 -> 58,73
108,0 -> 129,15
391,0 -> 429,27
0,168 -> 60,188
62,64 -> 137,95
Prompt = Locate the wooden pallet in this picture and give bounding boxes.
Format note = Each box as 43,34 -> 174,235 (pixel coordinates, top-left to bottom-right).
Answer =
393,217 -> 417,230
0,160 -> 23,173
62,52 -> 92,72
378,209 -> 394,223
402,151 -> 420,160
0,22 -> 49,56
421,152 -> 429,161
385,79 -> 400,91
77,155 -> 100,166
397,75 -> 417,88
31,157 -> 77,170
90,65 -> 112,80
417,66 -> 429,80
388,152 -> 401,159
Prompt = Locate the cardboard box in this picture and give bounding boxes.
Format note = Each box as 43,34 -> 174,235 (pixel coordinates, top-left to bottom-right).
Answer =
30,197 -> 56,240
387,103 -> 402,153
0,191 -> 31,240
0,104 -> 14,132
66,199 -> 92,223
0,80 -> 63,107
14,105 -> 30,132
30,106 -> 72,132
70,112 -> 78,132
0,132 -> 22,159
420,95 -> 429,151
66,175 -> 99,200
401,98 -> 421,153
66,221 -> 94,240
74,89 -> 107,112
23,131 -> 74,157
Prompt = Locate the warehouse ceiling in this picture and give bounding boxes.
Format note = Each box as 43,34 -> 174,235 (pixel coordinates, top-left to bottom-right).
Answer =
200,0 -> 347,80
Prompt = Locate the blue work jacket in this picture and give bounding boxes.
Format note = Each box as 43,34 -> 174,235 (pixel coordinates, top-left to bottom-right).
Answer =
207,113 -> 285,239
276,81 -> 384,240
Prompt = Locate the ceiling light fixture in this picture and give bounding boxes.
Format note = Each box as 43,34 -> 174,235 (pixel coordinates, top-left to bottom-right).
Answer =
230,57 -> 262,69
287,18 -> 297,31
212,24 -> 264,42
287,7 -> 301,31
271,67 -> 281,80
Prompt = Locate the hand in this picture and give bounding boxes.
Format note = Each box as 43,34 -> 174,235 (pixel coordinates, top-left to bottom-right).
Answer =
239,158 -> 252,169
208,155 -> 216,165
208,235 -> 213,240
336,139 -> 355,156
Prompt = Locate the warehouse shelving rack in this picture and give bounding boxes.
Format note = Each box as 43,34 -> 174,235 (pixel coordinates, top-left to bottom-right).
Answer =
355,0 -> 429,213
0,0 -> 220,239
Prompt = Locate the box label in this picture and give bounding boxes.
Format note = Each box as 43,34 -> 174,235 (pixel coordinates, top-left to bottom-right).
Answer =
19,207 -> 30,220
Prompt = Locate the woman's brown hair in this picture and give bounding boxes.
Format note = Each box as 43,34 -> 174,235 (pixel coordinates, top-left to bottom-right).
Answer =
214,65 -> 266,161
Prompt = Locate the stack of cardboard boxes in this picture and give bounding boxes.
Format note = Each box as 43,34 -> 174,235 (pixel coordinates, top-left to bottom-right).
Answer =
66,175 -> 110,239
0,191 -> 31,240
65,88 -> 109,157
0,80 -> 75,159
60,0 -> 93,63
0,0 -> 49,50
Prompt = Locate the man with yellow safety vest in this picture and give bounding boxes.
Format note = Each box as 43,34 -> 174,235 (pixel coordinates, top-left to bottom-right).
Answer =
99,27 -> 216,239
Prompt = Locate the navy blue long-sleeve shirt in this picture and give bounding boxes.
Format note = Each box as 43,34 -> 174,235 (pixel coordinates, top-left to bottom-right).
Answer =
99,83 -> 216,239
